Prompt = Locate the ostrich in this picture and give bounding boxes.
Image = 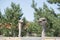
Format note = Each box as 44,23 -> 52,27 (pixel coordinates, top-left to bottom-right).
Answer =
38,18 -> 47,40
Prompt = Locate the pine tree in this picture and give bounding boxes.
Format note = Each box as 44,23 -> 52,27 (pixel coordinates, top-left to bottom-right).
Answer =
1,2 -> 23,37
48,0 -> 60,4
32,0 -> 60,37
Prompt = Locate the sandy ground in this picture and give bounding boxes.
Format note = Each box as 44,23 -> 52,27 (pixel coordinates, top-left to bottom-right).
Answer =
0,37 -> 21,40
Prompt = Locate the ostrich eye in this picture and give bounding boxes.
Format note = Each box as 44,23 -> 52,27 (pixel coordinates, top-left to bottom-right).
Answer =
39,21 -> 42,23
42,19 -> 46,21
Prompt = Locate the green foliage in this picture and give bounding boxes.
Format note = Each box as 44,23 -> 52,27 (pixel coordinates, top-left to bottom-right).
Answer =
27,22 -> 42,36
48,0 -> 60,10
32,0 -> 60,37
0,2 -> 23,37
0,0 -> 60,37
21,17 -> 27,37
48,0 -> 60,4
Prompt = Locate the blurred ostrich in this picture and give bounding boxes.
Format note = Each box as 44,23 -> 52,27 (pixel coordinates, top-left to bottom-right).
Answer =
38,18 -> 47,40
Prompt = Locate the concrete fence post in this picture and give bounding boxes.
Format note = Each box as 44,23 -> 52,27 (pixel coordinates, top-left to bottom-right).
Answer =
18,19 -> 23,37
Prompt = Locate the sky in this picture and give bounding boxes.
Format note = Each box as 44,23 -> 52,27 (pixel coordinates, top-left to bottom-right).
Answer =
0,0 -> 60,22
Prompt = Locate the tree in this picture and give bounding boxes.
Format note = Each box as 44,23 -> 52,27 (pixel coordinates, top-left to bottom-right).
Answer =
0,11 -> 2,22
48,0 -> 60,4
21,17 -> 28,37
47,0 -> 60,36
27,22 -> 42,37
32,0 -> 60,37
48,0 -> 60,10
0,2 -> 23,37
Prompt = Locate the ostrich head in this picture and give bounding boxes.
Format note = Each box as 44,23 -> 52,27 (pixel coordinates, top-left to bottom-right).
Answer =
38,18 -> 47,26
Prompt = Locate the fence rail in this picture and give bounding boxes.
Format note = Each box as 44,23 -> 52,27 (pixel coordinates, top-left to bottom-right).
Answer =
0,37 -> 60,40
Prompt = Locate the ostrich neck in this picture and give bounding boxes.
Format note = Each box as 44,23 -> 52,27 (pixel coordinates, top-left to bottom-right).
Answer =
42,25 -> 46,37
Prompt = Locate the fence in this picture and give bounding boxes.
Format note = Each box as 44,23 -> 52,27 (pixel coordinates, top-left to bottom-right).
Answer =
0,37 -> 60,40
